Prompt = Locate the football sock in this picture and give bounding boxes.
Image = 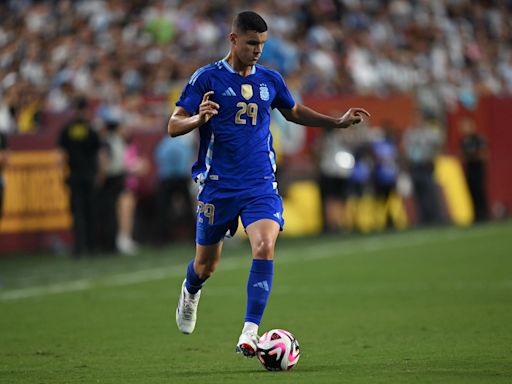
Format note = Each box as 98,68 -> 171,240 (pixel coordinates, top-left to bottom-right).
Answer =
245,259 -> 274,325
185,259 -> 207,294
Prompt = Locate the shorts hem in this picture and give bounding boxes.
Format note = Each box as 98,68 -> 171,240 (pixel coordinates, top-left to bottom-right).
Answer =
243,216 -> 284,232
196,238 -> 225,246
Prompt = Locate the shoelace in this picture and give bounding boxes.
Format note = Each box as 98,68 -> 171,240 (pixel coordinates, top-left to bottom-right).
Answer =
181,294 -> 199,320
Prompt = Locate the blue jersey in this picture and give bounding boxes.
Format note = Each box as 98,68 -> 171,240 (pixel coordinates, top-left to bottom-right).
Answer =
176,59 -> 295,190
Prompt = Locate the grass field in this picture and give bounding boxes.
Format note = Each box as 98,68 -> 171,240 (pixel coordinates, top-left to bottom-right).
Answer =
1,221 -> 511,383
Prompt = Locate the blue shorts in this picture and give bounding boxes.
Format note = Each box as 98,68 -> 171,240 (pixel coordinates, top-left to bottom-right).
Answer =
195,183 -> 284,245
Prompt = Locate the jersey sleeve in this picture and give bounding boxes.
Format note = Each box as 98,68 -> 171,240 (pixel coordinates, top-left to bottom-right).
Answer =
271,72 -> 295,110
176,69 -> 208,115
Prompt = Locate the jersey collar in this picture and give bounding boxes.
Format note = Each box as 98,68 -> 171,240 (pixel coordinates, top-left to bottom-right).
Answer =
221,59 -> 256,75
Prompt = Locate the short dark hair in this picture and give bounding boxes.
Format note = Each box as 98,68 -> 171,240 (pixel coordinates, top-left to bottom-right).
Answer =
233,11 -> 267,33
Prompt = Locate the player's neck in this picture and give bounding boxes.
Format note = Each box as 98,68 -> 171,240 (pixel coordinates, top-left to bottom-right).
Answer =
225,53 -> 253,77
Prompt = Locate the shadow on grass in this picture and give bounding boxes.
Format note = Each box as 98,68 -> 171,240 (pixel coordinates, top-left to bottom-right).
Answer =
170,364 -> 334,377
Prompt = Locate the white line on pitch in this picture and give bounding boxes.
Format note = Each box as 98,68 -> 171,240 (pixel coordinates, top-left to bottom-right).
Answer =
0,226 -> 496,301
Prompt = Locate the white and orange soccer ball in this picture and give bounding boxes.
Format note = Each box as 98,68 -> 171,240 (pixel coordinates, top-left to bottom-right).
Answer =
256,329 -> 300,371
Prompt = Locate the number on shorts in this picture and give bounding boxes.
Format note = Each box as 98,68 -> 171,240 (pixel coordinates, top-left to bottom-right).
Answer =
197,201 -> 215,225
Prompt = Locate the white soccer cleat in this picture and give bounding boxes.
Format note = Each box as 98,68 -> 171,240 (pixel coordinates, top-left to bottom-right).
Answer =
235,331 -> 259,357
176,280 -> 201,334
116,234 -> 139,256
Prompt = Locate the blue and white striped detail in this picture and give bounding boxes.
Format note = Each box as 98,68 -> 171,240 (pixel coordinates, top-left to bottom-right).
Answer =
267,134 -> 277,173
196,133 -> 215,195
221,59 -> 257,75
222,87 -> 236,96
267,134 -> 279,192
189,66 -> 215,86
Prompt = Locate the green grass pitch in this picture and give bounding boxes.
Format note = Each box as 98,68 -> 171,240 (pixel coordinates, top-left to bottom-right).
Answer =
1,221 -> 511,383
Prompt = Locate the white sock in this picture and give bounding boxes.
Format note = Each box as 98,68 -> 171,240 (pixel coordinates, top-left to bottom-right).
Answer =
242,321 -> 259,335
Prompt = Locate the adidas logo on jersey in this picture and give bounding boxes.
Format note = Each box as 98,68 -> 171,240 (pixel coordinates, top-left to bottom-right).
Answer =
222,87 -> 236,96
253,280 -> 269,292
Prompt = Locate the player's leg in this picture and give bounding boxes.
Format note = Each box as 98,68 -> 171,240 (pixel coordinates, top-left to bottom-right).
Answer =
176,241 -> 223,334
177,188 -> 239,334
236,218 -> 280,356
187,242 -> 224,292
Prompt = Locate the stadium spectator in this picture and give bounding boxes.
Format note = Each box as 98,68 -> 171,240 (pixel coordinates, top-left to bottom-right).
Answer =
1,0 -> 511,240
153,132 -> 195,244
371,123 -> 400,229
459,117 -> 488,222
57,97 -> 100,257
116,131 -> 149,255
1,0 -> 511,135
317,128 -> 354,233
46,81 -> 76,114
0,84 -> 21,133
96,120 -> 126,253
403,114 -> 444,226
349,134 -> 374,199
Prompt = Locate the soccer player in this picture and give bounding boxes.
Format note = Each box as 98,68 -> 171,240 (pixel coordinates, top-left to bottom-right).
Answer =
169,11 -> 370,357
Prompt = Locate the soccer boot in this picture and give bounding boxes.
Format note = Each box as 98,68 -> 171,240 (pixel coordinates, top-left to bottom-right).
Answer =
176,279 -> 201,334
235,331 -> 259,357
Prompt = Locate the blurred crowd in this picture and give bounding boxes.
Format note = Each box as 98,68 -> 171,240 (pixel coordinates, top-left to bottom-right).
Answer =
0,0 -> 503,254
316,117 -> 437,233
1,0 -> 512,134
55,96 -> 198,256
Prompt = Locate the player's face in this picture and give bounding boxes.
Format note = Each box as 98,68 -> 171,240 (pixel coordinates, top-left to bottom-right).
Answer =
232,30 -> 267,66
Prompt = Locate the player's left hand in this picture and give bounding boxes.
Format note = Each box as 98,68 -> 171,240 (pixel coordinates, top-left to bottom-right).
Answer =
337,108 -> 371,128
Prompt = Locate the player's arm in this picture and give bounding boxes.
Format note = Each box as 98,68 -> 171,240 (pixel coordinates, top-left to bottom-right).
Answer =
279,103 -> 370,129
167,91 -> 219,137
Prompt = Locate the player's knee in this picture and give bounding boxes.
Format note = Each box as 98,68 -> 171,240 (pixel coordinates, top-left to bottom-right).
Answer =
252,239 -> 275,260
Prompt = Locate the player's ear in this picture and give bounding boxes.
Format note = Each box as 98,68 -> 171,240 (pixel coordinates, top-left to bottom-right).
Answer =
229,32 -> 237,45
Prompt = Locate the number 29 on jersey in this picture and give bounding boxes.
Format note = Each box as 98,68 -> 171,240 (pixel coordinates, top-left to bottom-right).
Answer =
235,102 -> 258,125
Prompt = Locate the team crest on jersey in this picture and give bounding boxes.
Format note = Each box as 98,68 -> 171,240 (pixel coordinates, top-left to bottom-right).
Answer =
241,84 -> 253,100
259,84 -> 269,101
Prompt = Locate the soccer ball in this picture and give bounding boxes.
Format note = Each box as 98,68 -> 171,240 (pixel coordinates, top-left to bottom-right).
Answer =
256,329 -> 300,371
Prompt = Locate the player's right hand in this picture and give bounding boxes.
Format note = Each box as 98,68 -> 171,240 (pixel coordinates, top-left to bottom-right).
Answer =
338,107 -> 371,128
198,91 -> 219,124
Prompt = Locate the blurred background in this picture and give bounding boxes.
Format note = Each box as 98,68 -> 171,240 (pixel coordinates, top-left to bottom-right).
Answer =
1,0 -> 511,256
